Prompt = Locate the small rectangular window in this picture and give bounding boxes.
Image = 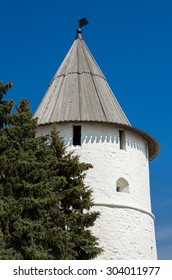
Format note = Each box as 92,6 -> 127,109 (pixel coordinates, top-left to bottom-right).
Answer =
73,126 -> 81,146
119,130 -> 126,150
145,142 -> 148,158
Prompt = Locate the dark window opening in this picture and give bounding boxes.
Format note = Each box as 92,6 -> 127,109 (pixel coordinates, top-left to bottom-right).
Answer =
73,126 -> 81,146
119,130 -> 126,150
117,187 -> 121,192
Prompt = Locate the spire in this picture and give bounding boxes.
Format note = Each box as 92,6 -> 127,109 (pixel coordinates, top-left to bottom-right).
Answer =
34,20 -> 130,126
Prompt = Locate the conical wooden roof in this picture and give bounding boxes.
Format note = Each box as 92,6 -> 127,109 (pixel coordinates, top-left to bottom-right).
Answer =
34,29 -> 159,160
34,30 -> 130,126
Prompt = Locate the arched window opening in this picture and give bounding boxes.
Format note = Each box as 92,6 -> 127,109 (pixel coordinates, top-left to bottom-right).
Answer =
116,178 -> 129,193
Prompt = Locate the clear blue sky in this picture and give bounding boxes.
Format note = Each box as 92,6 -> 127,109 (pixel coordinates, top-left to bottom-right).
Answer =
1,0 -> 172,259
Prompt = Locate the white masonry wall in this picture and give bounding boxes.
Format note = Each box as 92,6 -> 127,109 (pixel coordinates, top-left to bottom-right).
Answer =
37,122 -> 157,260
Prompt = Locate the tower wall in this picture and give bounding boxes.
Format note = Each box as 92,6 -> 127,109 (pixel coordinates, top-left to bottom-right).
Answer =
37,122 -> 157,259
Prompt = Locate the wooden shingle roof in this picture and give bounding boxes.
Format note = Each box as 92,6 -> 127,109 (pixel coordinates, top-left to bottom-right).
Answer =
34,31 -> 130,126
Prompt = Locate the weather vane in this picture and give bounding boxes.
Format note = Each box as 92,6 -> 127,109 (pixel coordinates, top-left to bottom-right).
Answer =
77,17 -> 89,34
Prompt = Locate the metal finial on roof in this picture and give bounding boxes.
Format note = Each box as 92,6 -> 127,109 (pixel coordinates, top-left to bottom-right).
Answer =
76,17 -> 89,38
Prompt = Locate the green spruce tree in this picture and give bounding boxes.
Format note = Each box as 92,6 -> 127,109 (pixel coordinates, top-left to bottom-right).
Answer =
0,81 -> 102,260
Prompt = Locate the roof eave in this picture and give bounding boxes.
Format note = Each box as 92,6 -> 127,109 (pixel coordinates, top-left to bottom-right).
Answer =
36,120 -> 159,160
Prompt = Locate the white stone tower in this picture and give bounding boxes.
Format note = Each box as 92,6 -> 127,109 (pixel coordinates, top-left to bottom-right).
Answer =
34,20 -> 159,259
